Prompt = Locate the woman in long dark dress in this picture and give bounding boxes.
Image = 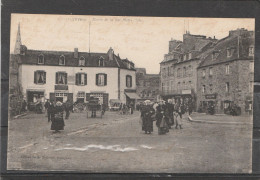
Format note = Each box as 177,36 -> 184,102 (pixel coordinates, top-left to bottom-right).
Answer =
51,101 -> 65,133
141,100 -> 155,134
156,101 -> 169,135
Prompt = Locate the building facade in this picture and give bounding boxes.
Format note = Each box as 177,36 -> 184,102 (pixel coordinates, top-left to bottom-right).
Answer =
13,25 -> 138,110
160,32 -> 216,108
197,28 -> 254,115
136,68 -> 160,102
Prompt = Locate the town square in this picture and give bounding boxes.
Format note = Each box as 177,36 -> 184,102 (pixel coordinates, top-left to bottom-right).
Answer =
8,14 -> 254,173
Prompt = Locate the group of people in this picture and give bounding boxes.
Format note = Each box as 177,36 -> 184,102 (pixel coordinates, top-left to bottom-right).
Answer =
119,103 -> 134,115
44,100 -> 72,133
140,98 -> 192,135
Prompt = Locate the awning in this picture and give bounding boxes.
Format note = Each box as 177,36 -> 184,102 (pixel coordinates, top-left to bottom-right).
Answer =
125,92 -> 141,99
109,99 -> 122,103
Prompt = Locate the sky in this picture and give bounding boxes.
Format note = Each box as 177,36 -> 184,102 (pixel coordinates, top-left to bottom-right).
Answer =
10,14 -> 254,74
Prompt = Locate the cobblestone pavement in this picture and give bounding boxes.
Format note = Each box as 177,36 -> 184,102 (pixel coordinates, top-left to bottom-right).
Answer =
7,111 -> 252,173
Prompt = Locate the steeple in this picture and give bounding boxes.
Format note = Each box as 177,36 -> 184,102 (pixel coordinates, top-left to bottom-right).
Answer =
14,23 -> 22,54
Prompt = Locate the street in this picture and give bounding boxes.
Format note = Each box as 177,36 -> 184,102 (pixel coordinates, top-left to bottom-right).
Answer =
7,111 -> 252,173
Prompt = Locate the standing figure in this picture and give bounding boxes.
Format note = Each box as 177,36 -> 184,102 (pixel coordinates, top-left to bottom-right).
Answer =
174,106 -> 183,129
141,100 -> 155,134
64,100 -> 71,119
51,101 -> 65,133
156,101 -> 169,135
89,95 -> 98,118
21,100 -> 27,113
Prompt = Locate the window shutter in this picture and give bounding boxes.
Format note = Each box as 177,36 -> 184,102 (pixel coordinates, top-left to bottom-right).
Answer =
104,74 -> 107,86
56,72 -> 58,84
65,73 -> 67,84
34,71 -> 37,84
75,73 -> 79,85
84,74 -> 87,85
126,76 -> 128,87
96,74 -> 99,85
43,71 -> 46,84
79,73 -> 81,85
130,76 -> 132,87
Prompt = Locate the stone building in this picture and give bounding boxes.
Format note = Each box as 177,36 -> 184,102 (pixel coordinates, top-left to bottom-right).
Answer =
197,28 -> 254,115
160,32 -> 217,108
136,68 -> 160,102
12,24 -> 139,110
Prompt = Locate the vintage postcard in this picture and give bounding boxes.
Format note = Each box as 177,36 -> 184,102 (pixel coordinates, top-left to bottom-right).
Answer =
8,14 -> 254,173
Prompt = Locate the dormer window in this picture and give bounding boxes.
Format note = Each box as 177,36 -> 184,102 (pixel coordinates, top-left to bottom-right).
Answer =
59,55 -> 65,65
38,54 -> 44,64
98,57 -> 104,67
188,52 -> 192,60
79,56 -> 85,66
249,46 -> 254,56
128,63 -> 131,69
212,51 -> 219,60
227,48 -> 235,58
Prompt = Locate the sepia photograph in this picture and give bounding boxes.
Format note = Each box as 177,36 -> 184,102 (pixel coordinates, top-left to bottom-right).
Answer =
7,14 -> 254,173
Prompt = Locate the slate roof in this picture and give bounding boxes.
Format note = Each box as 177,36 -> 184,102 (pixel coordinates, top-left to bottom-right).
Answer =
198,34 -> 254,68
18,48 -> 135,71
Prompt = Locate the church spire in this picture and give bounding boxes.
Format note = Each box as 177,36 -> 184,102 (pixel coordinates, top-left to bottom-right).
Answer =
14,23 -> 22,54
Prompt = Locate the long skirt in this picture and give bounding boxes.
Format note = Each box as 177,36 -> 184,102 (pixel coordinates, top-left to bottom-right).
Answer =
142,117 -> 153,132
51,117 -> 65,131
158,117 -> 169,135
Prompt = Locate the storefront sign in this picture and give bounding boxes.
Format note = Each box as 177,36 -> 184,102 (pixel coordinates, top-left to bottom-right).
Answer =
205,94 -> 217,99
182,90 -> 191,94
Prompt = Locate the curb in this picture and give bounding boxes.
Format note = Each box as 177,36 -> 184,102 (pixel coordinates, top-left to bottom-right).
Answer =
188,116 -> 252,125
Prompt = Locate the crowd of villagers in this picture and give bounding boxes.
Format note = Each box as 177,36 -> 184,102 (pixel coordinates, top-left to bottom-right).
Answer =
140,98 -> 193,135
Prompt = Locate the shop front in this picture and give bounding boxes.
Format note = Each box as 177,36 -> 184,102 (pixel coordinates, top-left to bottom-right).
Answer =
124,89 -> 141,109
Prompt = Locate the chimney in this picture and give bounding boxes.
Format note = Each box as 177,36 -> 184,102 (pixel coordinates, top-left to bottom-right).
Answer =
74,48 -> 78,58
107,47 -> 114,60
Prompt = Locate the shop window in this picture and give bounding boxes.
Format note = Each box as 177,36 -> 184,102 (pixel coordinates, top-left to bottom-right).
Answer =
34,70 -> 46,84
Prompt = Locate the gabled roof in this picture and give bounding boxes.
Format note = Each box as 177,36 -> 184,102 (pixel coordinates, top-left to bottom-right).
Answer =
18,48 -> 135,71
198,34 -> 254,68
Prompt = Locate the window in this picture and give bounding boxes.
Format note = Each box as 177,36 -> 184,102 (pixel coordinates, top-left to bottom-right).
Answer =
76,73 -> 87,86
202,69 -> 206,77
202,85 -> 206,94
188,52 -> 192,60
38,54 -> 44,64
96,73 -> 107,86
177,82 -> 181,91
59,55 -> 65,65
161,83 -> 164,92
209,84 -> 213,93
171,66 -> 174,76
209,67 -> 213,76
34,71 -> 46,84
250,61 -> 254,72
225,82 -> 230,93
189,65 -> 193,76
227,48 -> 232,57
249,46 -> 254,56
183,67 -> 187,77
167,67 -> 170,76
162,68 -> 166,77
171,80 -> 174,91
126,75 -> 132,88
212,51 -> 219,60
55,93 -> 67,97
225,64 -> 230,74
177,68 -> 182,77
184,54 -> 187,61
77,92 -> 85,98
183,81 -> 186,90
98,57 -> 104,67
79,56 -> 85,66
56,72 -> 67,85
189,81 -> 192,88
